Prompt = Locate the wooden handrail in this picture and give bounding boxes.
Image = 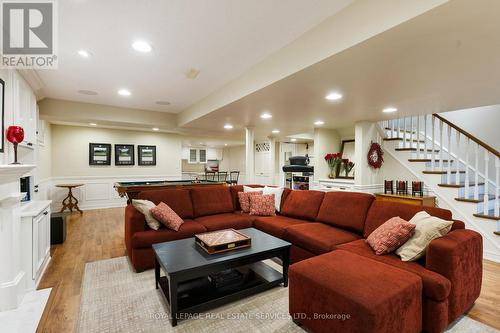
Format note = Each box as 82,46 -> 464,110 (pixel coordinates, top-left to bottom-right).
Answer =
433,113 -> 500,158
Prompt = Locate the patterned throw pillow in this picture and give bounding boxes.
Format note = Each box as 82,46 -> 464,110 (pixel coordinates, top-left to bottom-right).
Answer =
238,191 -> 263,213
150,202 -> 184,231
249,194 -> 276,216
366,216 -> 416,255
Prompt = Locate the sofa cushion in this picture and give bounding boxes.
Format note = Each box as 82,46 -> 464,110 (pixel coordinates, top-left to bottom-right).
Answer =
194,213 -> 254,231
131,219 -> 206,248
253,215 -> 309,238
337,239 -> 451,301
366,216 -> 415,255
284,223 -> 360,255
138,189 -> 194,219
190,186 -> 234,217
238,191 -> 262,213
132,199 -> 160,230
316,192 -> 375,234
364,201 -> 453,238
281,190 -> 325,221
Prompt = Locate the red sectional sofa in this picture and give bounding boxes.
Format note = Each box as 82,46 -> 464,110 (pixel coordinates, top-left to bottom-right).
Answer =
124,185 -> 482,333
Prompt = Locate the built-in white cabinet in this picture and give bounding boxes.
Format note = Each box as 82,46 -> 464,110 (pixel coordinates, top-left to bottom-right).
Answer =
182,147 -> 222,163
11,72 -> 37,148
20,201 -> 51,290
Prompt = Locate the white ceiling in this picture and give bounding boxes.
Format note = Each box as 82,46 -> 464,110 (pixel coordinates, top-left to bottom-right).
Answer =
37,0 -> 353,112
183,0 -> 500,140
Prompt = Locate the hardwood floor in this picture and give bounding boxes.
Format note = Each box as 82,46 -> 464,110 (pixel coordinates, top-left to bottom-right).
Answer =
36,208 -> 500,332
36,208 -> 126,333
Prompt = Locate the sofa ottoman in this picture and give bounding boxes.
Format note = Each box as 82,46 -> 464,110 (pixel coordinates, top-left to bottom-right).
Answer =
289,250 -> 423,333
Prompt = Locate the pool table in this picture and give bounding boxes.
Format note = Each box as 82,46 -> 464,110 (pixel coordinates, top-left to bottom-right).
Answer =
114,180 -> 226,203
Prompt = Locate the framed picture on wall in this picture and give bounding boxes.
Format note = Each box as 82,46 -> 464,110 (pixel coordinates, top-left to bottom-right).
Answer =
115,144 -> 134,165
89,143 -> 112,165
0,78 -> 4,153
138,145 -> 156,166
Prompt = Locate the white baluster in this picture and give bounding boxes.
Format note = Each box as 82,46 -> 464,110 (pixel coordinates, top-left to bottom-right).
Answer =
439,120 -> 444,171
431,116 -> 435,170
403,117 -> 407,148
495,156 -> 499,217
447,125 -> 452,183
397,118 -> 401,139
424,114 -> 428,160
416,116 -> 421,159
474,143 -> 479,200
391,119 -> 395,139
455,131 -> 460,185
484,150 -> 489,215
464,138 -> 470,198
410,117 -> 414,150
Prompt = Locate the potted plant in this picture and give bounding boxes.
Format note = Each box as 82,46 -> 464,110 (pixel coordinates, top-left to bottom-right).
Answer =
324,153 -> 342,179
343,160 -> 355,177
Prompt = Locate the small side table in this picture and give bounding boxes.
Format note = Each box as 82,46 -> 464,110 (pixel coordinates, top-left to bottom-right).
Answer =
56,183 -> 84,214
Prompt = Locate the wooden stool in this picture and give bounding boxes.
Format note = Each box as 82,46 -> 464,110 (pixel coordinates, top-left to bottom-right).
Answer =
56,184 -> 84,214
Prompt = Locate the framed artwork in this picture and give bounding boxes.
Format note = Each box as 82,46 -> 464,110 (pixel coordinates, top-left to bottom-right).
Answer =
0,78 -> 4,153
89,143 -> 111,165
115,144 -> 135,165
138,145 -> 156,165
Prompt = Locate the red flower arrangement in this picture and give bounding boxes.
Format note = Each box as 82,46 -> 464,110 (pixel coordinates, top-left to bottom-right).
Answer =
324,152 -> 342,178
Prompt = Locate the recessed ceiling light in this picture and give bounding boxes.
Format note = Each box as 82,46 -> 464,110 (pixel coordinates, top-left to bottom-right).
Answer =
185,68 -> 201,79
155,101 -> 171,106
383,107 -> 398,113
224,124 -> 233,129
77,90 -> 98,95
291,138 -> 297,142
152,127 -> 159,131
89,123 -> 97,126
132,40 -> 152,53
260,113 -> 272,119
118,89 -> 131,96
272,129 -> 280,134
325,92 -> 343,101
224,143 -> 228,146
77,49 -> 91,58
314,120 -> 325,126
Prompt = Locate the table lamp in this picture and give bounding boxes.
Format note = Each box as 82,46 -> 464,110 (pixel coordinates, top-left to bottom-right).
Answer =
6,125 -> 24,164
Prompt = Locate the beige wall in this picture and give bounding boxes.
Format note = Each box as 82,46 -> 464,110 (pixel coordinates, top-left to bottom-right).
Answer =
181,160 -> 205,173
36,123 -> 52,181
220,146 -> 246,182
51,124 -> 182,177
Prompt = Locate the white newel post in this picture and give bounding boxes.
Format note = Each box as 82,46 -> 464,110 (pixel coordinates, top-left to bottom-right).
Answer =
495,156 -> 499,217
464,138 -> 470,198
0,165 -> 36,311
483,150 -> 489,215
474,143 -> 479,200
245,127 -> 255,184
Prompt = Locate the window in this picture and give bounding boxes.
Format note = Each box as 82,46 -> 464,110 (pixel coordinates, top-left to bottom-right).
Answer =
199,149 -> 207,163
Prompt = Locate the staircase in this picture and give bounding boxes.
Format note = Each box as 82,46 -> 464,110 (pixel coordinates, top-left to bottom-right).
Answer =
377,113 -> 499,259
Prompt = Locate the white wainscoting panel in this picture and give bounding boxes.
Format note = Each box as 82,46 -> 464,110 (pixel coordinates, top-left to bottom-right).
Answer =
50,175 -> 182,211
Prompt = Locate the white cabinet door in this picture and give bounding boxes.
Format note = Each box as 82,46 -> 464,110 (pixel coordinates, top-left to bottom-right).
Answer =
207,148 -> 217,160
32,208 -> 50,280
181,147 -> 190,160
199,149 -> 207,163
188,148 -> 198,163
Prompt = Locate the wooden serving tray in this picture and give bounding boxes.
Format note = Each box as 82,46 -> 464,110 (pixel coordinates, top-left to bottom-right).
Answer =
195,229 -> 251,254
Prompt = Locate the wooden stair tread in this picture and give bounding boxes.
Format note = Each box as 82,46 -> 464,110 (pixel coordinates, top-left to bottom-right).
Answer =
408,159 -> 454,162
438,182 -> 485,188
384,127 -> 416,134
383,138 -> 403,141
455,195 -> 497,203
423,170 -> 466,174
473,213 -> 500,221
494,231 -> 500,236
395,148 -> 440,152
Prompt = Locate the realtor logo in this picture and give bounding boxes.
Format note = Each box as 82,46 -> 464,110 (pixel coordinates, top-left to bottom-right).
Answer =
1,0 -> 57,68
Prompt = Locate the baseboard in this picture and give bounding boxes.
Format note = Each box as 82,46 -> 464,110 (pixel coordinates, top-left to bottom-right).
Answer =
484,250 -> 500,263
0,271 -> 26,311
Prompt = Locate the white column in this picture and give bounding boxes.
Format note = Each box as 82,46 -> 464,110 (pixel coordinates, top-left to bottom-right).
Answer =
354,121 -> 377,187
268,136 -> 277,185
245,127 -> 255,184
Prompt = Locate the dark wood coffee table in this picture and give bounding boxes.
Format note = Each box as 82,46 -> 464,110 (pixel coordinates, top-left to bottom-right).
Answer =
152,227 -> 291,326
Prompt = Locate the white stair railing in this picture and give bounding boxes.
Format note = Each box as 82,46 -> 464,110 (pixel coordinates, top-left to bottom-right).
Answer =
381,113 -> 500,225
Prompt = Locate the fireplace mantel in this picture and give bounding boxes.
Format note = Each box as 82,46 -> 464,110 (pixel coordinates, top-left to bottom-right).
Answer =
0,164 -> 36,184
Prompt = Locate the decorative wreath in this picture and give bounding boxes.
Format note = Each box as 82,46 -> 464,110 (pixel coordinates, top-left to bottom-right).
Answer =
367,142 -> 384,169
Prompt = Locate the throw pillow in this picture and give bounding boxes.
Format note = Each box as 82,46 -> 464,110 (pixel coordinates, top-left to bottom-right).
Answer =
263,186 -> 284,212
243,186 -> 263,192
132,199 -> 160,230
396,211 -> 454,261
366,216 -> 416,255
238,191 -> 263,213
150,202 -> 184,231
249,194 -> 276,216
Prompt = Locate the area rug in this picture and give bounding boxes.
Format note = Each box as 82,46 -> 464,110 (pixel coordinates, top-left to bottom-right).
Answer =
77,256 -> 498,333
